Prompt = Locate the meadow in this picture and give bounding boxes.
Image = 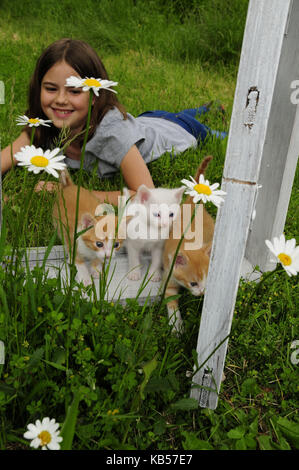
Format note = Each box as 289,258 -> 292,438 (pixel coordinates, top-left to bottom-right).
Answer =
0,0 -> 298,451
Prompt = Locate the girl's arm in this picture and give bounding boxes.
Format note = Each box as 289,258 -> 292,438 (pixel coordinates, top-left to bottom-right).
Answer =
1,131 -> 30,174
91,144 -> 155,205
34,144 -> 155,206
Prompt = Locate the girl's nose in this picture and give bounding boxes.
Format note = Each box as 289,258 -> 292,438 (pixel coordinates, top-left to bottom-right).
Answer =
54,89 -> 68,105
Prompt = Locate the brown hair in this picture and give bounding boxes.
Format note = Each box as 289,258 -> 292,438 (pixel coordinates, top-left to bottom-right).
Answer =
25,38 -> 127,148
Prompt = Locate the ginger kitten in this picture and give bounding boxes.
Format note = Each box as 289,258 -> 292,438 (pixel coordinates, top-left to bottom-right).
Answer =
163,156 -> 215,333
52,170 -> 124,286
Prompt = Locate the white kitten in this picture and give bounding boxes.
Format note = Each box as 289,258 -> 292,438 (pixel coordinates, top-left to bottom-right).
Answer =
123,185 -> 185,282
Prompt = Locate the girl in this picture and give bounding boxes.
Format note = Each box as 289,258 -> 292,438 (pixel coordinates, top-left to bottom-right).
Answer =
1,38 -> 226,205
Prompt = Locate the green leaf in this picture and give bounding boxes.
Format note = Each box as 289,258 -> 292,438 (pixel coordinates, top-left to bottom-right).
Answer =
27,347 -> 44,368
227,425 -> 246,440
257,435 -> 275,450
60,390 -> 82,450
277,417 -> 299,448
235,437 -> 247,450
153,419 -> 166,436
42,359 -> 67,371
170,398 -> 198,411
140,356 -> 158,400
182,431 -> 213,450
241,378 -> 260,397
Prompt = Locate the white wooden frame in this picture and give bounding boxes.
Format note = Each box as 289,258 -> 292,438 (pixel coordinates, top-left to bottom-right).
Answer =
190,0 -> 299,409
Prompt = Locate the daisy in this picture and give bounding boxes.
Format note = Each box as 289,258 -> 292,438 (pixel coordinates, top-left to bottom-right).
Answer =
14,145 -> 66,178
265,234 -> 299,276
65,76 -> 118,96
181,174 -> 226,208
24,417 -> 63,450
16,114 -> 52,127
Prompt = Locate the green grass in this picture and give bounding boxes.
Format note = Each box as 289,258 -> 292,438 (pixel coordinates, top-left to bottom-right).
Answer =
0,0 -> 298,451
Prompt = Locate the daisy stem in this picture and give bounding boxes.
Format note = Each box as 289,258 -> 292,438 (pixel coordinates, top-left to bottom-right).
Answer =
69,90 -> 93,286
65,91 -> 93,371
243,264 -> 284,316
30,127 -> 36,146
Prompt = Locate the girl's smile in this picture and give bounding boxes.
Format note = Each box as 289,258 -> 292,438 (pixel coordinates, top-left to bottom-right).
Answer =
41,61 -> 92,135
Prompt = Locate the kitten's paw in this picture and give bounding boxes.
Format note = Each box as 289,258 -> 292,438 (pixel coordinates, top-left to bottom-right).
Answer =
90,268 -> 100,279
148,271 -> 162,282
127,269 -> 142,281
167,307 -> 184,335
172,318 -> 184,335
81,277 -> 92,287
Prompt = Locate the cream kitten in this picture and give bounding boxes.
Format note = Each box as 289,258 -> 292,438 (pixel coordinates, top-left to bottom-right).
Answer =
163,156 -> 215,333
123,185 -> 185,282
52,170 -> 124,286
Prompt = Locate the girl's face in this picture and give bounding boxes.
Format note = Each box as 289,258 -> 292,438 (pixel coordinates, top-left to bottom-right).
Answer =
41,60 -> 92,136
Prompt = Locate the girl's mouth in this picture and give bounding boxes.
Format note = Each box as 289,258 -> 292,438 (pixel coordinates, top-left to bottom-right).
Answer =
52,108 -> 74,118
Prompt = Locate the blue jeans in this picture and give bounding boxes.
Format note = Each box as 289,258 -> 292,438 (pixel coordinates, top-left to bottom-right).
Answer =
138,106 -> 227,142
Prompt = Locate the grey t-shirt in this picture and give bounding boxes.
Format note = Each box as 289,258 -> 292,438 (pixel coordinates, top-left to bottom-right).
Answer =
65,107 -> 197,178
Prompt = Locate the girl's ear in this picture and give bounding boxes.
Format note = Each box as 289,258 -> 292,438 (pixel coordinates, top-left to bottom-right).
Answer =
136,184 -> 151,204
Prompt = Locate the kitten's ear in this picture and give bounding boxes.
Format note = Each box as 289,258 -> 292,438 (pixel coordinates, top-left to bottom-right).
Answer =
175,186 -> 185,203
173,252 -> 187,266
203,241 -> 213,257
136,184 -> 151,204
81,213 -> 95,229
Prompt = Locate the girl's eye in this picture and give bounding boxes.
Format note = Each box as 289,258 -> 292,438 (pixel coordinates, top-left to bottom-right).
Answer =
114,242 -> 120,248
69,89 -> 82,95
96,241 -> 104,248
190,282 -> 198,287
45,87 -> 57,92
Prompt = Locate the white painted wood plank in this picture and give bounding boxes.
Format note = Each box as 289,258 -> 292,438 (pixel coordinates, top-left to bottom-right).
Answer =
191,0 -> 298,408
190,181 -> 257,409
244,0 -> 299,270
23,248 -> 163,304
223,0 -> 293,183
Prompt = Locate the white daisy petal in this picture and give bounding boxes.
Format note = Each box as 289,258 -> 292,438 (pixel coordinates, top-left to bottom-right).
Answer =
65,75 -> 118,95
14,145 -> 66,178
24,430 -> 37,439
265,234 -> 299,276
16,114 -> 52,127
24,417 -> 63,450
181,173 -> 226,208
30,438 -> 41,449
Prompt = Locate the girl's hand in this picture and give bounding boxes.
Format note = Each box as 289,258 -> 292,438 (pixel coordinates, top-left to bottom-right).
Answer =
34,181 -> 58,193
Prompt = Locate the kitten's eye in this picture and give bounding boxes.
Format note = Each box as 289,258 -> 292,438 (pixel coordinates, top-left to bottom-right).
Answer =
190,282 -> 198,287
96,241 -> 104,248
114,242 -> 120,248
169,212 -> 174,217
153,212 -> 160,217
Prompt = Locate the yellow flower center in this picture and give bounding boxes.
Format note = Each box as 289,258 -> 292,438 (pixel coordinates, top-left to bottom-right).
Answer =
28,118 -> 39,124
278,252 -> 292,266
194,183 -> 212,196
30,156 -> 49,167
83,78 -> 101,88
38,430 -> 52,446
